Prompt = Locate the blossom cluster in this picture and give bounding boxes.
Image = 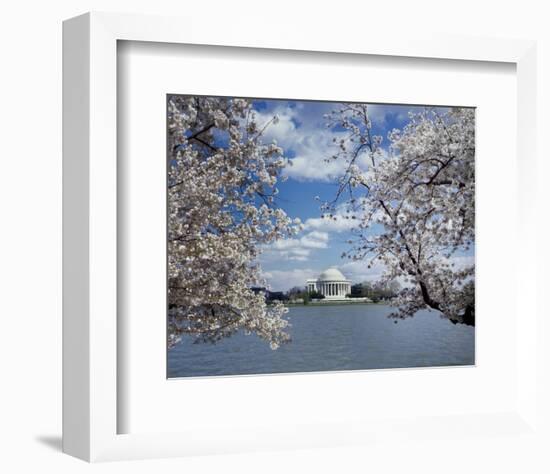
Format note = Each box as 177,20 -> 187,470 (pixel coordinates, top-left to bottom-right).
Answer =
167,96 -> 298,349
325,104 -> 476,325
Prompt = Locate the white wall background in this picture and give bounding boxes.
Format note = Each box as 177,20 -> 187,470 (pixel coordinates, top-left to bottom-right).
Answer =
0,1 -> 548,473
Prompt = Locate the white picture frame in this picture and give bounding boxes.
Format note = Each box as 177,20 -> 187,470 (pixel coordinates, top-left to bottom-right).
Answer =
63,11 -> 543,462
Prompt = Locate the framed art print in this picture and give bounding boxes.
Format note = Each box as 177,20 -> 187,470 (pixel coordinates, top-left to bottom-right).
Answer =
63,12 -> 545,463
165,94 -> 476,379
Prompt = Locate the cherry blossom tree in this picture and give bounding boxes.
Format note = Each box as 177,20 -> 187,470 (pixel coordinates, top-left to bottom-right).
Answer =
325,105 -> 475,325
167,96 -> 299,349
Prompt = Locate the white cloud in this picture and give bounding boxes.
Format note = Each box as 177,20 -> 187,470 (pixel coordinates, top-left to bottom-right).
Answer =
303,202 -> 363,234
253,101 -> 427,183
303,215 -> 357,233
340,260 -> 386,283
261,268 -> 317,292
299,230 -> 330,248
253,105 -> 298,149
272,230 -> 329,250
257,110 -> 297,148
254,103 -> 348,182
263,231 -> 329,262
283,134 -> 348,182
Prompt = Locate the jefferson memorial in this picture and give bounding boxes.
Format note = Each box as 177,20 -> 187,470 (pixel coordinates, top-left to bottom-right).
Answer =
306,268 -> 352,300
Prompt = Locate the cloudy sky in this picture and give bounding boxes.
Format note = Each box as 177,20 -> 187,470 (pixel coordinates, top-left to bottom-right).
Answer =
249,98 -> 471,291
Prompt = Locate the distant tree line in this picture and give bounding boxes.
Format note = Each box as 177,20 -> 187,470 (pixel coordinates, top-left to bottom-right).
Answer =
252,280 -> 400,305
251,286 -> 325,305
286,287 -> 325,304
348,280 -> 401,302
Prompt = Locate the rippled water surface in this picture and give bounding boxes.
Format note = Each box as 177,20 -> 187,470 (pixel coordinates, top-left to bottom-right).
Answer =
168,304 -> 475,378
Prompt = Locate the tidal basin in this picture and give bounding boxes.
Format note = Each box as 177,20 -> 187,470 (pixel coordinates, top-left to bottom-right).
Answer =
167,304 -> 475,378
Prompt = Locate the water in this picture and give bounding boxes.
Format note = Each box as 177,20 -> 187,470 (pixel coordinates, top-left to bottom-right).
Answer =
167,304 -> 475,378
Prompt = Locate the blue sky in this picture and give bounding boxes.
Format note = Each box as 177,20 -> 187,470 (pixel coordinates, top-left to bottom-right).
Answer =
248,99 -> 473,291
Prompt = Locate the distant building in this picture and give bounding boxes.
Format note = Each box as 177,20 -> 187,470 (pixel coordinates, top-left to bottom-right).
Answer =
250,286 -> 268,297
306,268 -> 352,300
266,291 -> 287,302
251,287 -> 288,302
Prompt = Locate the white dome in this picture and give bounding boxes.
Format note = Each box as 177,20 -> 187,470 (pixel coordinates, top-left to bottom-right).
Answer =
318,268 -> 347,281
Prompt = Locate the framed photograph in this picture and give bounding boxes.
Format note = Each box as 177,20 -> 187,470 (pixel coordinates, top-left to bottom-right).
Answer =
165,94 -> 476,379
63,12 -> 543,462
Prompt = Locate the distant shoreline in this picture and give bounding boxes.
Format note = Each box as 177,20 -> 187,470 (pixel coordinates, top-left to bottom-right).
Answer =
280,301 -> 386,308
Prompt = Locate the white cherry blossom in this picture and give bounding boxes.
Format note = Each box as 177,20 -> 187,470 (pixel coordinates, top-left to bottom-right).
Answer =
326,105 -> 475,325
167,96 -> 298,349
